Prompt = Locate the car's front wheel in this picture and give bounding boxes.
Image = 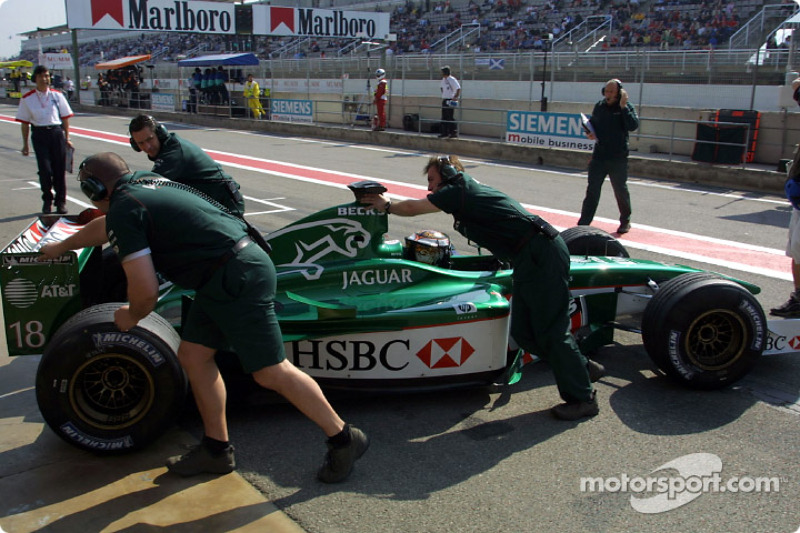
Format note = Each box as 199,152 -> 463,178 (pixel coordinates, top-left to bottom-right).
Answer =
36,303 -> 186,454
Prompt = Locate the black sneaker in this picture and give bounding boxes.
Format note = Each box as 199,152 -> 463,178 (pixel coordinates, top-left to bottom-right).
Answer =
166,443 -> 235,476
551,391 -> 599,421
56,204 -> 68,214
586,359 -> 606,383
317,425 -> 369,483
770,294 -> 800,318
42,202 -> 52,214
617,222 -> 631,234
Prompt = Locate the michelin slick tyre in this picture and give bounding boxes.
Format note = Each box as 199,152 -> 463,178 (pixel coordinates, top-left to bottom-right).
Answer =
36,303 -> 186,454
561,226 -> 630,257
641,273 -> 766,390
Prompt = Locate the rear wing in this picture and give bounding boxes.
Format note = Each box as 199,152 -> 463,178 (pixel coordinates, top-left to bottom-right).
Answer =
1,216 -> 95,356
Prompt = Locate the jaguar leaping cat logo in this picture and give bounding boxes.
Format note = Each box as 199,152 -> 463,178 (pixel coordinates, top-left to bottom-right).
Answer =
268,218 -> 371,280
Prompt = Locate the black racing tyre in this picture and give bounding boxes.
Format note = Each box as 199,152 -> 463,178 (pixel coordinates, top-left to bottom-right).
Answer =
561,226 -> 630,257
641,272 -> 766,390
36,303 -> 186,454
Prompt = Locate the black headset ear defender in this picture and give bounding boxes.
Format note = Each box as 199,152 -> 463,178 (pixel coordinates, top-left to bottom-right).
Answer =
601,79 -> 623,96
78,159 -> 108,201
129,117 -> 169,152
438,155 -> 459,183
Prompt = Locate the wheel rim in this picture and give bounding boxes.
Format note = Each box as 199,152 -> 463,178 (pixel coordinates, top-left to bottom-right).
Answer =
69,353 -> 155,430
683,309 -> 746,370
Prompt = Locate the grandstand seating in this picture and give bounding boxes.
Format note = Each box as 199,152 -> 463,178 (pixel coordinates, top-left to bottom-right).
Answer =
10,0 -> 793,67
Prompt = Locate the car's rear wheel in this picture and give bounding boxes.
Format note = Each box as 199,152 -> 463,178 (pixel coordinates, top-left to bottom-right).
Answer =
36,303 -> 186,454
642,273 -> 766,389
561,226 -> 630,257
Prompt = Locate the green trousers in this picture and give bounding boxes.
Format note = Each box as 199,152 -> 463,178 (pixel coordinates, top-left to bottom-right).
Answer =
510,234 -> 593,403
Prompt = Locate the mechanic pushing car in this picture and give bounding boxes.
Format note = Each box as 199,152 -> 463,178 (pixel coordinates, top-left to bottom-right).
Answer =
73,152 -> 369,481
363,155 -> 604,420
37,115 -> 246,284
128,114 -> 245,217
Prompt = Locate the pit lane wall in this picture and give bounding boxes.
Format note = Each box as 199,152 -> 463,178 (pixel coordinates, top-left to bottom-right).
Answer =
1,94 -> 786,195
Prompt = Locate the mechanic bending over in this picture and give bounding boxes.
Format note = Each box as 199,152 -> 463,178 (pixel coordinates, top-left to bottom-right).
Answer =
72,152 -> 369,481
37,115 -> 245,262
363,155 -> 604,421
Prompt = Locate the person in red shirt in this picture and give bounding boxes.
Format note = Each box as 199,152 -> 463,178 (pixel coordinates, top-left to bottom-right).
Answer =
373,68 -> 388,131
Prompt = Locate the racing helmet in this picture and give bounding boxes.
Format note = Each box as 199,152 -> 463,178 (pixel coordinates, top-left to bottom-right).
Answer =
375,68 -> 386,80
405,230 -> 452,267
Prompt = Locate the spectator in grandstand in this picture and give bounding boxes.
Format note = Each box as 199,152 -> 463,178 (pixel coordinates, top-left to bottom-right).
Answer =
577,78 -> 639,234
438,65 -> 461,138
772,77 -> 800,318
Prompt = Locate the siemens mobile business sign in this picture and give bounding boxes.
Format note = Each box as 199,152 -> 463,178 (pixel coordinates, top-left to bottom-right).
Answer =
271,99 -> 313,123
506,111 -> 595,152
65,0 -> 235,34
252,6 -> 390,39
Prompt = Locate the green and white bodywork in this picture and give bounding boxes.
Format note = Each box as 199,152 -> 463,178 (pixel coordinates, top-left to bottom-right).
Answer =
0,182 -> 792,453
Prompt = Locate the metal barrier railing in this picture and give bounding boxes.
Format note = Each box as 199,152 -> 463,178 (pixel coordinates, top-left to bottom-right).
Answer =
69,88 -> 778,169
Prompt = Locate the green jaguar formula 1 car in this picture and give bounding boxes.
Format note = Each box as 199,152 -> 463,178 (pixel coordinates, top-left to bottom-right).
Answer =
0,181 -> 789,454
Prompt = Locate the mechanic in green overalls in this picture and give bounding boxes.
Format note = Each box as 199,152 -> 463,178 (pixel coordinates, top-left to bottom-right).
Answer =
364,155 -> 602,420
74,152 -> 369,482
38,115 -> 244,260
128,114 -> 245,217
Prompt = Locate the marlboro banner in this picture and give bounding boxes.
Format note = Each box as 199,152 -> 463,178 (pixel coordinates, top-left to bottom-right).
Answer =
253,5 -> 390,39
66,0 -> 236,34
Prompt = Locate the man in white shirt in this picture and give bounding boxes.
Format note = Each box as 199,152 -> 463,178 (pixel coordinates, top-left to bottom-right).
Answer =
438,65 -> 461,139
16,65 -> 74,214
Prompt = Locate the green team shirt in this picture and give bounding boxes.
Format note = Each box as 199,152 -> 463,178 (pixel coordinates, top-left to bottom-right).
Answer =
588,99 -> 639,160
106,171 -> 249,290
427,173 -> 542,261
150,133 -> 245,215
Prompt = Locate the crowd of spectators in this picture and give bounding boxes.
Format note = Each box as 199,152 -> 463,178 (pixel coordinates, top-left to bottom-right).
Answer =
8,0 -> 792,67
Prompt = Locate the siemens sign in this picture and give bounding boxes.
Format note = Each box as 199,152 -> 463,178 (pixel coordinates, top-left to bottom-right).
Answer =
506,111 -> 595,151
271,99 -> 313,123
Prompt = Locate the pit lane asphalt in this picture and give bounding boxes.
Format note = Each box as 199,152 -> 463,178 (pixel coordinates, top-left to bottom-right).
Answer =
0,107 -> 799,533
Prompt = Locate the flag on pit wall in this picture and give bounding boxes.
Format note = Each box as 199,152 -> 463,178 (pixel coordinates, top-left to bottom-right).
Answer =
489,58 -> 505,70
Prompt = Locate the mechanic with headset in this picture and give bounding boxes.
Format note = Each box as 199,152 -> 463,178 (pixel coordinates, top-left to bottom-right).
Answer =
362,155 -> 604,421
128,114 -> 245,217
577,78 -> 639,234
771,77 -> 800,318
37,115 -> 245,264
74,152 -> 370,481
373,68 -> 388,131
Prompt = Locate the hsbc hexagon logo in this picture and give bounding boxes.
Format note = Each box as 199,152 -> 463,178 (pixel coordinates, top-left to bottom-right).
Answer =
790,336 -> 800,350
416,337 -> 475,369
